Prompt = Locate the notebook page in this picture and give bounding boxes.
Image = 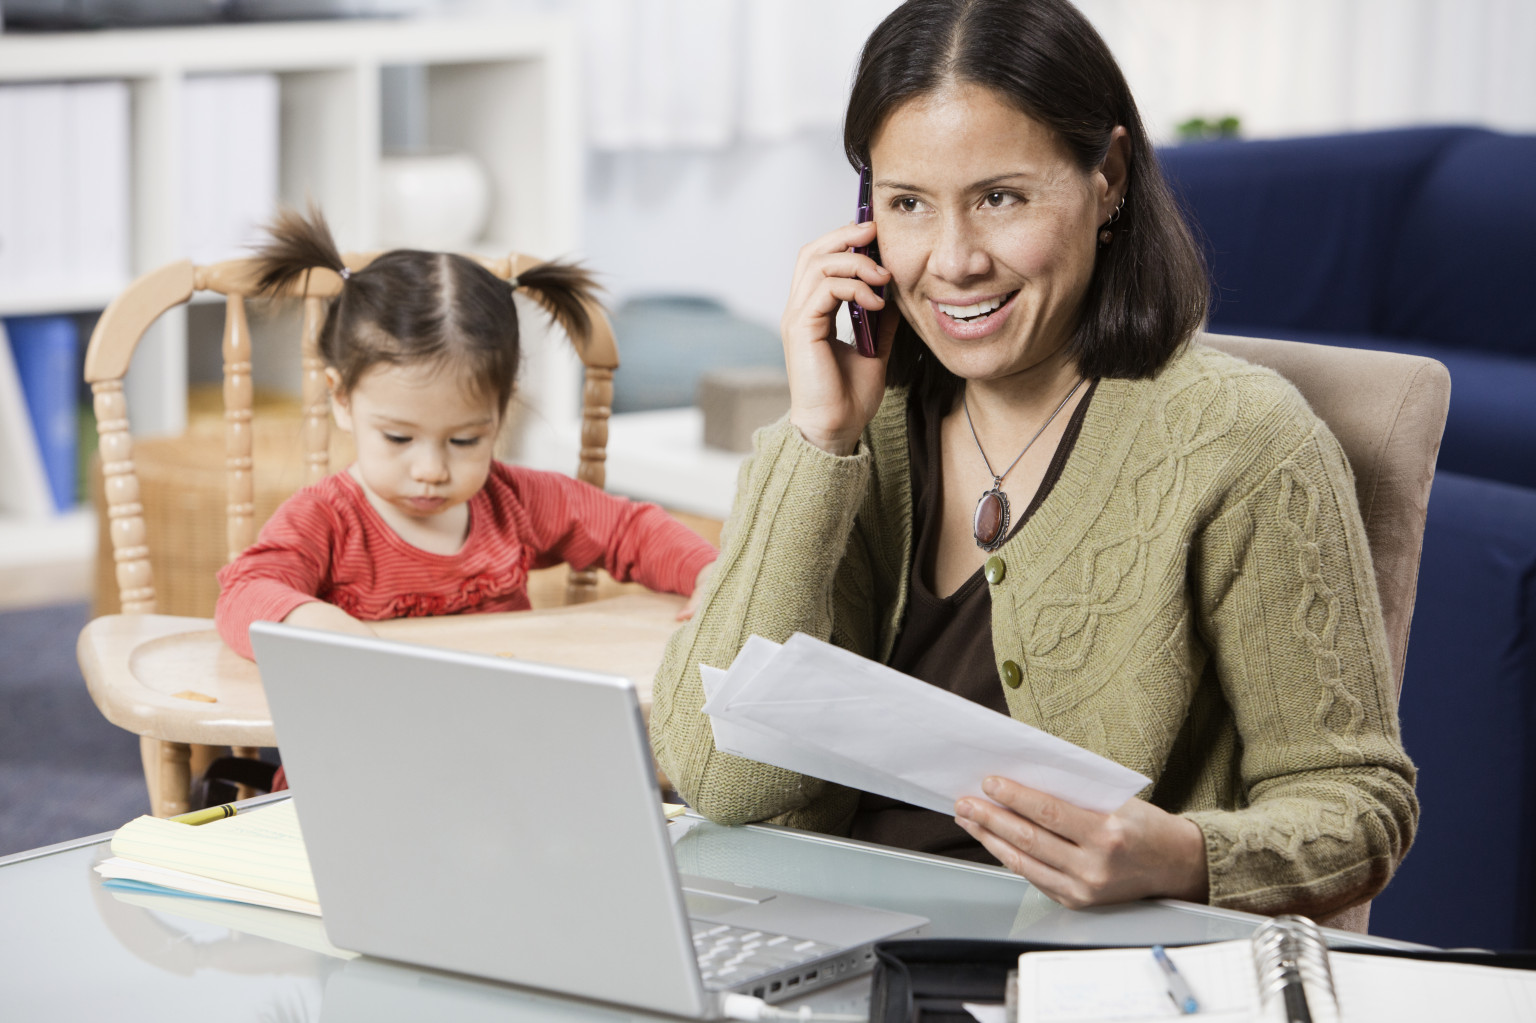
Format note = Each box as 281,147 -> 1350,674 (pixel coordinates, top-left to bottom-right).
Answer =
1014,941 -> 1261,1022
95,857 -> 320,915
110,801 -> 317,903
1333,951 -> 1536,1022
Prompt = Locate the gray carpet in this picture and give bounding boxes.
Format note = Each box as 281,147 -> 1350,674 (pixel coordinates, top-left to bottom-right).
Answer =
0,601 -> 149,856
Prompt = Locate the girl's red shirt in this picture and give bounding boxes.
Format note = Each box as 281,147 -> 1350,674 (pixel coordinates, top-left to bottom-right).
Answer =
215,461 -> 716,659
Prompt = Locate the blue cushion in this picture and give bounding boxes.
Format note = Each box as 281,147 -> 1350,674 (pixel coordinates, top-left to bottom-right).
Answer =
1214,325 -> 1536,491
1383,131 -> 1536,358
1159,127 -> 1475,334
1368,471 -> 1536,950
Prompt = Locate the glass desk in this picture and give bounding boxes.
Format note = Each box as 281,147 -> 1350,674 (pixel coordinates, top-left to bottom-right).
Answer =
0,801 -> 1420,1022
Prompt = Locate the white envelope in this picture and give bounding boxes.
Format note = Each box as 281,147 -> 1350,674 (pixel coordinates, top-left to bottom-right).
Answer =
701,657 -> 944,809
702,633 -> 1149,815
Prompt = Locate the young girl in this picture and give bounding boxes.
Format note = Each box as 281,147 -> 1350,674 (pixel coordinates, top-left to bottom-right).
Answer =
215,207 -> 717,661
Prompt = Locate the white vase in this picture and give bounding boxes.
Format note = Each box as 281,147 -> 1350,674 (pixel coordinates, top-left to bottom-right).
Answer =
377,150 -> 491,250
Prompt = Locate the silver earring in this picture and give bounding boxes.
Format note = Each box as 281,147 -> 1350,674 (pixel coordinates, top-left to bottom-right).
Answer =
1097,196 -> 1126,247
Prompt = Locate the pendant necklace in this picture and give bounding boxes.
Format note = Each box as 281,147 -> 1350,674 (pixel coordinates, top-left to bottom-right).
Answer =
964,376 -> 1085,551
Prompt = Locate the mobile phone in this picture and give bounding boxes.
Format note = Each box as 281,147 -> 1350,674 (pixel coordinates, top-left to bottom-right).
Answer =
849,163 -> 883,358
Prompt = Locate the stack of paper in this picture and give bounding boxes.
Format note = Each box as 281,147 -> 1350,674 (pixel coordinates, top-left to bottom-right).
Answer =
701,634 -> 1150,815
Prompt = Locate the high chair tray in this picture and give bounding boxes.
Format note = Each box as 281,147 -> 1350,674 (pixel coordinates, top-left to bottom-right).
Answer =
77,591 -> 687,747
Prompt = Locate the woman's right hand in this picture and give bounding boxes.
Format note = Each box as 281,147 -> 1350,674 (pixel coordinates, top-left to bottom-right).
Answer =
781,220 -> 897,456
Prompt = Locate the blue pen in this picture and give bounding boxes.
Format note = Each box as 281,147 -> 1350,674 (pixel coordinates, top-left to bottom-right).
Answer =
1151,945 -> 1199,1015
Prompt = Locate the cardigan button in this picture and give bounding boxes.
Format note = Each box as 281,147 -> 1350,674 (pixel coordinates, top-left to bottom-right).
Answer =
1001,659 -> 1022,689
984,556 -> 1006,585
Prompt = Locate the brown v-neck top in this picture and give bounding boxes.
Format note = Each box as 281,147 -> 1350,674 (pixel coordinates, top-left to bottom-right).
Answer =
848,380 -> 1098,862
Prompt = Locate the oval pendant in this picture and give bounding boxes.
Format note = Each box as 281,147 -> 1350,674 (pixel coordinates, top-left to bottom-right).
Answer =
973,487 -> 1010,551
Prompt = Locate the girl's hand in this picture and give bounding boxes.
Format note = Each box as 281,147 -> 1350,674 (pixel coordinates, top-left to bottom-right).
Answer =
677,561 -> 715,621
282,600 -> 377,639
954,777 -> 1210,909
781,220 -> 898,456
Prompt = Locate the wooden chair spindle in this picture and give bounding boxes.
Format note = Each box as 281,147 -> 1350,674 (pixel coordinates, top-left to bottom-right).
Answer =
300,295 -> 331,484
223,293 -> 256,561
93,379 -> 156,613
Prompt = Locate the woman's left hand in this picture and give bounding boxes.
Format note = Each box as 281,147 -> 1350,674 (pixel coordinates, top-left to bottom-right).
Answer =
954,776 -> 1209,909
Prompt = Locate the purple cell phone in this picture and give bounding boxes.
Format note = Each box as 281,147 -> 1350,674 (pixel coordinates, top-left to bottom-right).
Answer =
850,163 -> 883,358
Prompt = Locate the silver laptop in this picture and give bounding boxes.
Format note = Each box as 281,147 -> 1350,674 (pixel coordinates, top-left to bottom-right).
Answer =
249,622 -> 927,1019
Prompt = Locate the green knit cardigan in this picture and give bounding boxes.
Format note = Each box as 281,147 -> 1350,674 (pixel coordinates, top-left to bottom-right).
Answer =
650,343 -> 1418,917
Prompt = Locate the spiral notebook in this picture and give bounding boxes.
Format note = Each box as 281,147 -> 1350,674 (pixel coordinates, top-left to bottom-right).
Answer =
1006,916 -> 1536,1023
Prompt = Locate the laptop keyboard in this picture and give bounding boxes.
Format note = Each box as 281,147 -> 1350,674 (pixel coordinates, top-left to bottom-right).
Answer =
691,922 -> 839,986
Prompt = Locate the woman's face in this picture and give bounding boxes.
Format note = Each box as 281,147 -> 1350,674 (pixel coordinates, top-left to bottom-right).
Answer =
869,83 -> 1118,385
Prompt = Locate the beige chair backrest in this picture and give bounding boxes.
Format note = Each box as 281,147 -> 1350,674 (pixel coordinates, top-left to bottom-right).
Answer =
1201,333 -> 1451,698
85,253 -> 619,612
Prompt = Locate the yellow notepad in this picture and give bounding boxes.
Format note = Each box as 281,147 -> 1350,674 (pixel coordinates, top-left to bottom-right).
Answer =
96,801 -> 319,913
96,798 -> 692,917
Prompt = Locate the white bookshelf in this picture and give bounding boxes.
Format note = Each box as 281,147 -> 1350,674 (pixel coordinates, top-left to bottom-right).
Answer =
0,15 -> 583,596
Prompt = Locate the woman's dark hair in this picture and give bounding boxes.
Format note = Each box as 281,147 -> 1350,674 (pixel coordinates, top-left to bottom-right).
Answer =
844,0 -> 1207,401
251,205 -> 598,412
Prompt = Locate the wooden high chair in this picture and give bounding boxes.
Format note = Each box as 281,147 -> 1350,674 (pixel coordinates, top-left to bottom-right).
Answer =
76,252 -> 688,818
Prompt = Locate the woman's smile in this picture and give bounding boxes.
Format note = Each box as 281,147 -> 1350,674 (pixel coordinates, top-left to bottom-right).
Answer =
931,289 -> 1021,339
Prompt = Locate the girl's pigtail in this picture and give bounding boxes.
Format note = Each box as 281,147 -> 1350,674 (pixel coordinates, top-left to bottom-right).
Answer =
250,204 -> 349,297
514,261 -> 600,348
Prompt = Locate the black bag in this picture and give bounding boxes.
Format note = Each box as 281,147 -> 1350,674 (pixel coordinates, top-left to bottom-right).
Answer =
869,939 -> 1121,1023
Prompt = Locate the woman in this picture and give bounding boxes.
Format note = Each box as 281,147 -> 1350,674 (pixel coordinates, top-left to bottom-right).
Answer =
650,0 -> 1416,919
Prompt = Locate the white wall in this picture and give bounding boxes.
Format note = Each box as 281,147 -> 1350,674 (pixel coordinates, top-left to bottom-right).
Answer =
582,130 -> 855,330
1080,0 -> 1536,143
416,0 -> 1536,332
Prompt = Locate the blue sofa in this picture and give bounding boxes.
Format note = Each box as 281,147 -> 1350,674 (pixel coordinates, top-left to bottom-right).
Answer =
1162,127 -> 1536,950
1160,126 -> 1536,490
1384,471 -> 1536,949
